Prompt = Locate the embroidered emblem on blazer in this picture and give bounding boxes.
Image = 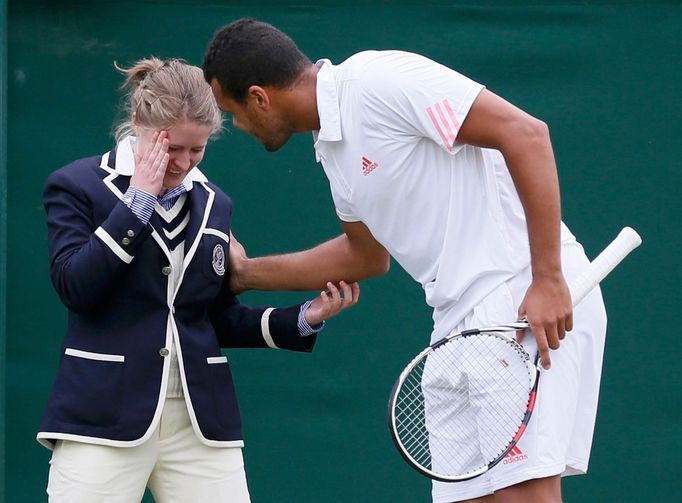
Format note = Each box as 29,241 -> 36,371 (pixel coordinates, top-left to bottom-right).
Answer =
212,244 -> 226,276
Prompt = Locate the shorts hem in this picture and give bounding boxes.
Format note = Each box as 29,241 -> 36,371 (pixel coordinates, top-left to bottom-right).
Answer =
490,463 -> 566,492
433,462 -> 585,502
562,458 -> 587,477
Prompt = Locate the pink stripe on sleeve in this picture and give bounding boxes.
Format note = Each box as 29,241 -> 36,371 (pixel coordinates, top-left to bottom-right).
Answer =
442,99 -> 461,134
434,102 -> 457,147
426,106 -> 453,152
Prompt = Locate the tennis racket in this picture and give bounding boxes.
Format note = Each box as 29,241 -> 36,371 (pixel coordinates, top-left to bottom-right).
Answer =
387,227 -> 641,482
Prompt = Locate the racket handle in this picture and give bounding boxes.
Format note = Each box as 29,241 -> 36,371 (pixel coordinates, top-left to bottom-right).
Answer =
569,227 -> 642,307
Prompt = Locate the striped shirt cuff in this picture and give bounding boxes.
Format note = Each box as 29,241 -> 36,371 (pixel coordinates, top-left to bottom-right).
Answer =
298,300 -> 324,336
122,187 -> 156,225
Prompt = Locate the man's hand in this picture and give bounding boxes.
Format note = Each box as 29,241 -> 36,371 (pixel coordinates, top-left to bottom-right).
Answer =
517,273 -> 573,370
228,232 -> 249,294
305,281 -> 360,326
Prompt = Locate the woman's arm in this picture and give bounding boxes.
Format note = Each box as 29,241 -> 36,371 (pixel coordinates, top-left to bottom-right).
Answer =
44,168 -> 151,312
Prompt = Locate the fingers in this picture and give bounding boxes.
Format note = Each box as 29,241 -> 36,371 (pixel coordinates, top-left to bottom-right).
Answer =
305,280 -> 360,326
557,318 -> 566,341
527,319 -> 560,370
516,278 -> 574,370
131,130 -> 169,195
145,131 -> 169,174
324,280 -> 359,309
516,306 -> 527,343
338,280 -> 360,307
535,330 -> 552,370
153,144 -> 170,177
350,281 -> 360,304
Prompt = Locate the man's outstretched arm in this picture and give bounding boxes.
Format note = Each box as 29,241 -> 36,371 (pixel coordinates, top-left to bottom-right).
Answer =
229,220 -> 390,293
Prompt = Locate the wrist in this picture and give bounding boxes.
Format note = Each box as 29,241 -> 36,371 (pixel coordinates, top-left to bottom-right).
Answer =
531,267 -> 564,282
530,253 -> 563,280
300,300 -> 324,334
129,182 -> 160,197
228,257 -> 253,294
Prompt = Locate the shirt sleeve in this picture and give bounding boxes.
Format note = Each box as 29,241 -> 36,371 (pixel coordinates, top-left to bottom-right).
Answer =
122,186 -> 157,225
359,51 -> 485,155
298,300 -> 325,336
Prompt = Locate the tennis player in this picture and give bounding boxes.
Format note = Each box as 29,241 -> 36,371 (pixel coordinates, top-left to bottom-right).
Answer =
37,57 -> 359,503
203,18 -> 607,503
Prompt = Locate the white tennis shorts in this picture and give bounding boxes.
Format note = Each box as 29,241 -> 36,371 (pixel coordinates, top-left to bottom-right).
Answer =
47,397 -> 251,503
431,238 -> 608,503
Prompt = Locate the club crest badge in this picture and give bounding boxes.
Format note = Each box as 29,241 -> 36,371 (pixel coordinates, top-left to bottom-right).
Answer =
212,244 -> 226,276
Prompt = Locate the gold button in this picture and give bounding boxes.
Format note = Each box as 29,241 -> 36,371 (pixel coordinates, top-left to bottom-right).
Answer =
161,266 -> 172,275
127,230 -> 135,237
159,348 -> 170,357
121,237 -> 130,245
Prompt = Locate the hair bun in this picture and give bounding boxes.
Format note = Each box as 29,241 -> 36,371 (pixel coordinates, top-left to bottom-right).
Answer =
115,57 -> 165,89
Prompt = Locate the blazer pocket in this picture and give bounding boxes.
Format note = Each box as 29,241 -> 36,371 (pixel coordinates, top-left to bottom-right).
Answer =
65,348 -> 125,362
206,355 -> 236,430
54,347 -> 125,428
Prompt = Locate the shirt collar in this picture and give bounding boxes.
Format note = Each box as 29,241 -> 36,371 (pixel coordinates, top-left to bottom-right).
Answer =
313,59 -> 342,148
113,135 -> 208,191
159,183 -> 188,203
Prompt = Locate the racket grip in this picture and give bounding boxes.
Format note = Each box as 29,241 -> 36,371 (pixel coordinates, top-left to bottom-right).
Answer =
569,227 -> 642,307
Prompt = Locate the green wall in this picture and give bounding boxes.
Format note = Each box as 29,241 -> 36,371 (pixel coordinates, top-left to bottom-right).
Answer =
5,1 -> 681,501
1,0 -> 7,501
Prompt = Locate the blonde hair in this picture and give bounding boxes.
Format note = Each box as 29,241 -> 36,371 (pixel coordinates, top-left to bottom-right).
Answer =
113,57 -> 222,144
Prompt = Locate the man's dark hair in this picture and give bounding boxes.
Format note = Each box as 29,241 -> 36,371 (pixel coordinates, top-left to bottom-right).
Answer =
203,18 -> 311,104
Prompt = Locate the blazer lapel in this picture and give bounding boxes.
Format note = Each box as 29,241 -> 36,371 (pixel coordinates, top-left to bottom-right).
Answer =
184,182 -> 212,259
170,182 -> 214,298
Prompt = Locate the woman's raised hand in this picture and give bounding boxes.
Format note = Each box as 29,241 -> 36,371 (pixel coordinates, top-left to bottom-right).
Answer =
131,131 -> 169,196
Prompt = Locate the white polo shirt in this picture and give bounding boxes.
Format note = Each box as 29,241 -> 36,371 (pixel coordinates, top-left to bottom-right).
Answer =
313,50 -> 566,340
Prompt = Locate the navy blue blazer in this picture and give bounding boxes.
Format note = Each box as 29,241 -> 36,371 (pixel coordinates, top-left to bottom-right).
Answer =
38,139 -> 317,449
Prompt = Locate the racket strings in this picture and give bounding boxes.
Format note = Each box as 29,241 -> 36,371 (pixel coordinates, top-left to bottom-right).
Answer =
392,332 -> 534,479
395,371 -> 432,465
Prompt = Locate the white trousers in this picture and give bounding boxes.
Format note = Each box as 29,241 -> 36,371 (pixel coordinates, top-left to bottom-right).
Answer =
47,397 -> 251,503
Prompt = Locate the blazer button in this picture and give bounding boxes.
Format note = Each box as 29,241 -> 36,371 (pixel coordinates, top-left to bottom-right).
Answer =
122,237 -> 130,245
159,348 -> 170,357
127,229 -> 135,237
161,266 -> 172,275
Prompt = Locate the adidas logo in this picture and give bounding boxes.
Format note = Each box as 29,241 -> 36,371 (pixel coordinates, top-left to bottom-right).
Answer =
503,446 -> 528,465
362,156 -> 379,176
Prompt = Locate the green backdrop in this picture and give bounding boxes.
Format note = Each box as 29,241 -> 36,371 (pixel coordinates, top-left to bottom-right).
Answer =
5,1 -> 681,501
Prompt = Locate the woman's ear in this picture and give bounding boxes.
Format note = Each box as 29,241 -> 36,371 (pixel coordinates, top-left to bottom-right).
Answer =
131,113 -> 142,151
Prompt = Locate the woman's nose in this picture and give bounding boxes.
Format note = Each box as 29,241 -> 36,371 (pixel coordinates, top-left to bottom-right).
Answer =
173,153 -> 190,170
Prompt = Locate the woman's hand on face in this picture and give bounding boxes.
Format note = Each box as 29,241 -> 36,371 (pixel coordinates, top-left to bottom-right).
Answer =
304,281 -> 360,327
131,131 -> 169,196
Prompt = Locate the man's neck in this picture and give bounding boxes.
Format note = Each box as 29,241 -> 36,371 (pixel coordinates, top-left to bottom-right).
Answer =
279,63 -> 321,132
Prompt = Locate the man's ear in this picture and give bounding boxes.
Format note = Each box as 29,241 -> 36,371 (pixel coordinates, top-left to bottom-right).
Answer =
247,85 -> 270,109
